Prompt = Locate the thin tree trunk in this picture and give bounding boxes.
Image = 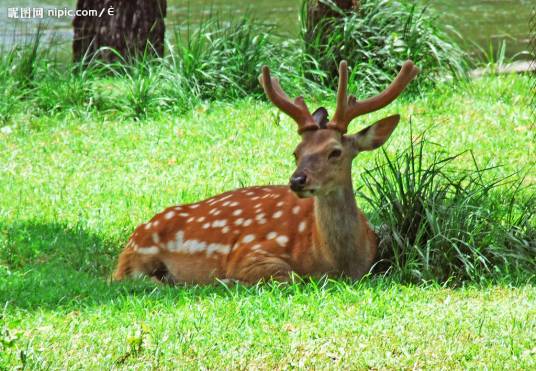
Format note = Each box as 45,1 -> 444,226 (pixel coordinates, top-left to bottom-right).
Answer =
304,0 -> 360,81
73,0 -> 167,63
306,0 -> 359,36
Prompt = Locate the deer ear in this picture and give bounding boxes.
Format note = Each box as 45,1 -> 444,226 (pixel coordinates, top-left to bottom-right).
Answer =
349,114 -> 400,152
312,107 -> 329,128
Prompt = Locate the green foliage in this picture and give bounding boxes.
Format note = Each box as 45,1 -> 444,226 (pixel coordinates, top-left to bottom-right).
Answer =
0,2 -> 472,123
0,73 -> 533,284
361,133 -> 535,283
301,0 -> 468,93
168,16 -> 277,100
0,74 -> 534,368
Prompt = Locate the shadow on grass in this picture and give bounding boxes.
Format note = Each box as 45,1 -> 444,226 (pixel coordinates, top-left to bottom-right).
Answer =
0,221 -> 363,311
1,221 -> 533,311
0,220 -> 124,310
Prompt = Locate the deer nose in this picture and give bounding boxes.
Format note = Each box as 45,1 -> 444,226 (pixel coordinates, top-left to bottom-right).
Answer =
290,174 -> 307,191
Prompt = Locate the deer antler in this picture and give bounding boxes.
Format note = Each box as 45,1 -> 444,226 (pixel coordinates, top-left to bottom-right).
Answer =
328,60 -> 420,134
259,66 -> 318,134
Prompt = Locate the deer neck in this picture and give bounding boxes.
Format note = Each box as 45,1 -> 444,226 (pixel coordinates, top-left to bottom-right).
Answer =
313,173 -> 370,278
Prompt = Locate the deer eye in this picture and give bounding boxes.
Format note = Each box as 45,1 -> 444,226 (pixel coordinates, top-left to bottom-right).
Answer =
328,149 -> 342,159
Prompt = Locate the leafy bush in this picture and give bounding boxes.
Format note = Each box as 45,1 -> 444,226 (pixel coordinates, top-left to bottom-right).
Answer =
360,130 -> 535,283
0,1 -> 472,122
301,0 -> 468,94
164,16 -> 278,103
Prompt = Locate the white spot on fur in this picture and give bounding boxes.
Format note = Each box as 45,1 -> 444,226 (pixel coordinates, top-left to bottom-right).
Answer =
144,223 -> 152,230
167,231 -> 226,256
219,194 -> 232,202
292,206 -> 300,215
257,219 -> 267,225
299,221 -> 306,232
251,196 -> 260,200
207,243 -> 231,256
167,231 -> 185,251
203,223 -> 210,229
277,201 -> 284,207
243,234 -> 255,243
190,204 -> 199,209
209,208 -> 219,215
234,218 -> 244,226
164,211 -> 175,220
153,221 -> 160,227
251,244 -> 262,251
230,201 -> 239,207
138,246 -> 159,255
222,201 -> 231,206
243,219 -> 253,227
174,206 -> 182,211
267,231 -> 277,240
254,203 -> 262,209
179,213 -> 189,217
222,226 -> 230,233
255,213 -> 266,220
232,209 -> 243,216
212,219 -> 227,228
197,217 -> 206,222
187,217 -> 194,223
152,233 -> 160,244
183,239 -> 206,254
273,210 -> 283,219
246,192 -> 255,196
276,235 -> 289,247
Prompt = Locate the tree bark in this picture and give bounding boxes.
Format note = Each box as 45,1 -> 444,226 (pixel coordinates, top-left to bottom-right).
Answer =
306,0 -> 359,36
73,0 -> 167,63
304,1 -> 360,81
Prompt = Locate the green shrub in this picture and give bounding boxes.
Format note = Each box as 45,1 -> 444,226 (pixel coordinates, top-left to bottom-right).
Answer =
165,16 -> 278,102
301,0 -> 468,94
360,130 -> 535,283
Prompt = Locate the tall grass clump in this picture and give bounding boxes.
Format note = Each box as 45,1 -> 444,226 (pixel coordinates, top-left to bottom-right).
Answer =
301,0 -> 468,94
0,29 -> 45,123
163,16 -> 279,105
360,131 -> 535,283
0,4 -> 470,121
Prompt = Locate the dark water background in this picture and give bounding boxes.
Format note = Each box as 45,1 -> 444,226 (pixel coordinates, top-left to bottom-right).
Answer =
0,0 -> 533,59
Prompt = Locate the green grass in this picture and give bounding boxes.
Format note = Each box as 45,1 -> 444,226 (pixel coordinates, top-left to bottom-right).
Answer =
0,74 -> 534,367
1,278 -> 535,369
0,1 -> 471,124
301,0 -> 468,92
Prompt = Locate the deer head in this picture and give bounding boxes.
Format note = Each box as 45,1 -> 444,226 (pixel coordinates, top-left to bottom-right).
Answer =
260,60 -> 419,198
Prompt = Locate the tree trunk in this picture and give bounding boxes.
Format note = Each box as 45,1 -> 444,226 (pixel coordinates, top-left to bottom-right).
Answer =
73,0 -> 167,63
304,0 -> 360,82
306,0 -> 359,36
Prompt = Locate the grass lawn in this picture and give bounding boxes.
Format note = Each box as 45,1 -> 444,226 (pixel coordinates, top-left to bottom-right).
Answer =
0,74 -> 534,368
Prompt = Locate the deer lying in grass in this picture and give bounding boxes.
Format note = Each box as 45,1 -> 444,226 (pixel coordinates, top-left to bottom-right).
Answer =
114,60 -> 419,284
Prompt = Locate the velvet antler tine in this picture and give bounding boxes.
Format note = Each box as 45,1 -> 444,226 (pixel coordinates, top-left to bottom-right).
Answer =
348,60 -> 419,117
331,60 -> 350,133
327,60 -> 419,133
333,60 -> 348,120
259,66 -> 318,134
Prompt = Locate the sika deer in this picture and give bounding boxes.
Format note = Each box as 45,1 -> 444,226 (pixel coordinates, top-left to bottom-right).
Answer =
113,60 -> 419,284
